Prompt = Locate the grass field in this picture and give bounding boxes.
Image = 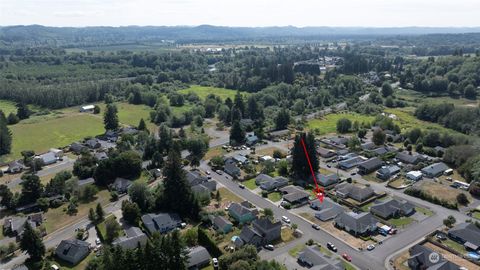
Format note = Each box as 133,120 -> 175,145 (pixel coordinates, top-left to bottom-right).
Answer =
0,99 -> 18,115
243,178 -> 258,190
307,113 -> 376,134
218,187 -> 243,203
288,243 -> 306,257
389,216 -> 414,227
397,89 -> 480,108
7,114 -> 104,159
267,192 -> 282,202
178,85 -> 246,101
419,181 -> 472,203
171,103 -> 194,116
95,102 -> 154,129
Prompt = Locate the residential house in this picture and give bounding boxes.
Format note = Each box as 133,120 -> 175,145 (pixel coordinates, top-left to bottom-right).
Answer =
50,148 -> 64,158
335,182 -> 375,203
238,226 -> 262,247
36,152 -> 57,165
55,239 -> 90,265
228,202 -> 256,224
338,156 -> 366,170
105,130 -> 118,142
448,222 -> 480,251
245,132 -> 259,146
334,212 -> 378,236
3,212 -> 44,237
112,227 -> 148,250
408,244 -> 461,270
396,152 -> 424,165
421,162 -> 449,178
376,165 -> 401,181
211,216 -> 233,234
370,199 -> 415,219
94,151 -> 108,161
321,137 -> 349,149
185,169 -> 217,195
85,138 -> 101,149
317,147 -> 336,158
255,174 -> 273,185
311,199 -> 344,221
357,157 -> 384,175
371,146 -> 397,156
7,160 -> 24,174
70,142 -> 87,154
111,177 -> 133,194
238,217 -> 281,247
232,154 -> 248,165
187,246 -> 211,270
279,186 -> 310,206
141,213 -> 182,235
269,129 -> 290,139
79,105 -> 95,113
224,158 -> 241,178
297,246 -> 344,269
316,173 -> 340,188
255,174 -> 288,191
406,171 -> 423,181
361,142 -> 376,151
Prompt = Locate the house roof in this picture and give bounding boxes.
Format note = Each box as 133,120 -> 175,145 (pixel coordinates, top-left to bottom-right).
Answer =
113,227 -> 147,249
252,217 -> 281,232
377,165 -> 401,176
372,146 -> 396,156
408,244 -> 461,270
334,212 -> 378,233
112,177 -> 132,191
421,162 -> 449,176
239,226 -> 261,243
370,199 -> 414,218
185,170 -> 208,186
213,216 -> 232,229
338,156 -> 366,169
283,190 -> 310,203
259,176 -> 289,191
448,222 -> 480,248
56,239 -> 90,261
317,147 -> 336,157
70,142 -> 86,152
297,246 -> 343,269
316,173 -> 340,187
187,246 -> 211,268
141,213 -> 181,233
8,160 -> 24,170
335,182 -> 375,202
229,203 -> 253,217
38,152 -> 57,164
358,157 -> 383,171
192,184 -> 210,194
256,174 -> 273,184
361,142 -> 376,150
85,138 -> 100,148
232,155 -> 248,163
224,160 -> 240,175
313,199 -> 344,221
396,152 -> 423,164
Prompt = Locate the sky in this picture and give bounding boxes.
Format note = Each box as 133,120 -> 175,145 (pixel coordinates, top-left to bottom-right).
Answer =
1,0 -> 480,27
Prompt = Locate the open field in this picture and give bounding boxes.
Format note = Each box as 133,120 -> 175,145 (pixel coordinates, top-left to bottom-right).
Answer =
178,85 -> 246,101
397,89 -> 480,107
218,187 -> 243,203
307,113 -> 376,135
0,99 -> 18,115
170,103 -> 194,116
267,191 -> 282,202
419,181 -> 472,203
94,102 -> 154,129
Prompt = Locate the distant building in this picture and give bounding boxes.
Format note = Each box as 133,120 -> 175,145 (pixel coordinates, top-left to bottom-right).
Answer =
112,227 -> 148,250
211,216 -> 233,234
224,158 -> 241,177
297,246 -> 344,269
36,152 -> 57,165
111,177 -> 133,194
85,138 -> 101,149
406,171 -> 423,181
338,156 -> 366,170
335,182 -> 375,203
238,217 -> 281,247
311,199 -> 344,221
7,160 -> 24,174
255,174 -> 289,191
55,239 -> 90,265
396,152 -> 424,165
370,199 -> 415,219
228,202 -> 256,224
3,212 -> 44,237
187,246 -> 211,270
316,173 -> 340,187
279,186 -> 310,206
448,222 -> 480,251
408,244 -> 461,270
245,132 -> 259,146
317,147 -> 336,158
357,157 -> 384,175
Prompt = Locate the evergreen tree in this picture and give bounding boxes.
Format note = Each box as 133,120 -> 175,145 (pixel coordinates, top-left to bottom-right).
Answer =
20,174 -> 43,204
16,103 -> 31,120
104,104 -> 119,131
233,91 -> 245,117
373,129 -> 386,145
0,111 -> 12,155
274,108 -> 290,130
381,82 -> 394,97
229,120 -> 245,145
291,133 -> 318,179
96,202 -> 104,221
7,112 -> 19,125
138,118 -> 147,131
20,222 -> 45,261
88,208 -> 97,223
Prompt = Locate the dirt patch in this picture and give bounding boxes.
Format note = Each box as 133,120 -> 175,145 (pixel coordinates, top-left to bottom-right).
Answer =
423,242 -> 479,270
420,181 -> 472,202
256,147 -> 287,157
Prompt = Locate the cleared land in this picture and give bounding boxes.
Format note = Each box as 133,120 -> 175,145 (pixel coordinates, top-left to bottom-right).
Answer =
178,85 -> 245,101
419,181 -> 472,203
0,99 -> 18,115
95,102 -> 154,129
307,113 -> 375,135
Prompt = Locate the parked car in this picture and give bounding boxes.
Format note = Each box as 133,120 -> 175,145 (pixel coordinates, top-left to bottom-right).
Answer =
51,265 -> 60,270
436,233 -> 447,240
213,258 -> 219,268
350,172 -> 356,176
216,170 -> 223,175
312,224 -> 320,230
95,238 -> 101,245
206,171 -> 211,175
342,253 -> 352,262
264,244 -> 274,251
327,242 -> 337,252
281,216 -> 291,223
327,164 -> 332,168
238,184 -> 245,189
367,244 -> 375,251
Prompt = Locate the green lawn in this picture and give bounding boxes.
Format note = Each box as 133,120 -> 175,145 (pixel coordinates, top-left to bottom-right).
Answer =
96,102 -> 154,129
178,85 -> 246,101
97,215 -> 124,241
288,243 -> 306,257
7,114 -> 104,159
415,207 -> 434,217
243,178 -> 258,190
472,211 -> 480,220
307,113 -> 376,135
0,99 -> 18,115
171,103 -> 194,116
388,216 -> 414,227
267,192 -> 282,202
441,239 -> 467,255
344,261 -> 357,270
218,187 -> 243,203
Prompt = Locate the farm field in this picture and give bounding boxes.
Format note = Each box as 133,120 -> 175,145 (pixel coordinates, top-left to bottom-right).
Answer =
178,85 -> 246,100
94,102 -> 154,129
307,113 -> 375,134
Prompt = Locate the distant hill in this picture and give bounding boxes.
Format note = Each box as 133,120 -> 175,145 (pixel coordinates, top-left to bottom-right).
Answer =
1,25 -> 480,47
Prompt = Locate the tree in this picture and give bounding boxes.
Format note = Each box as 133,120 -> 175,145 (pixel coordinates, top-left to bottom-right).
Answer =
275,109 -> 290,130
138,118 -> 147,131
16,103 -> 31,120
104,104 -> 119,131
336,118 -> 352,133
0,111 -> 12,155
443,215 -> 456,228
121,200 -> 141,225
105,218 -> 121,243
357,129 -> 367,138
381,82 -> 393,97
229,120 -> 245,145
93,105 -> 101,114
264,208 -> 273,219
234,91 -> 245,117
372,129 -> 386,145
88,208 -> 97,223
7,112 -> 19,125
128,182 -> 152,212
187,138 -> 207,167
456,193 -> 469,205
291,133 -> 318,179
277,160 -> 288,176
0,184 -> 14,209
96,203 -> 104,222
20,174 -> 43,204
210,156 -> 224,169
20,222 -> 45,261
73,152 -> 97,179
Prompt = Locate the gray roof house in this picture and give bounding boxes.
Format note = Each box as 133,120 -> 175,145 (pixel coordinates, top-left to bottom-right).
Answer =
448,222 -> 480,251
357,157 -> 384,175
317,147 -> 336,158
141,213 -> 181,235
338,156 -> 366,170
7,160 -> 24,173
70,142 -> 87,154
297,246 -> 344,269
185,170 -> 208,186
311,199 -> 345,221
112,227 -> 148,250
224,158 -> 241,177
36,152 -> 57,165
4,212 -> 44,237
259,176 -> 289,191
421,162 -> 449,178
361,142 -> 376,150
370,199 -> 415,219
396,152 -> 424,165
94,152 -> 108,161
335,182 -> 375,203
112,177 -> 133,194
371,146 -> 397,156
279,186 -> 310,206
85,138 -> 101,149
211,216 -> 233,234
228,202 -> 257,224
316,173 -> 340,187
334,212 -> 378,236
376,165 -> 401,181
55,239 -> 90,265
256,174 -> 274,185
252,217 -> 282,244
187,246 -> 211,270
239,226 -> 262,247
408,244 -> 461,270
245,132 -> 259,146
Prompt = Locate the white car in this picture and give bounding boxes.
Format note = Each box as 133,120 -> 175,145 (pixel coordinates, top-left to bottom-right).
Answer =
51,265 -> 59,270
212,258 -> 219,268
95,238 -> 101,245
367,244 -> 375,251
216,170 -> 223,175
206,171 -> 211,175
281,216 -> 291,223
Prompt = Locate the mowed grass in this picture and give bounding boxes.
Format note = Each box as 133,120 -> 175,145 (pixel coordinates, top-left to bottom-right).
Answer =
0,99 -> 18,115
178,85 -> 247,101
7,114 -> 104,159
95,102 -> 154,129
384,107 -> 457,134
307,113 -> 375,135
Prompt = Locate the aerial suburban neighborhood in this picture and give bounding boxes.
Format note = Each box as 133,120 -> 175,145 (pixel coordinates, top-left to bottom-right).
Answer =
1,2 -> 480,270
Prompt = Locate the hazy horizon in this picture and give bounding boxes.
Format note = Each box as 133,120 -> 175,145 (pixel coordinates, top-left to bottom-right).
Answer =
1,0 -> 480,28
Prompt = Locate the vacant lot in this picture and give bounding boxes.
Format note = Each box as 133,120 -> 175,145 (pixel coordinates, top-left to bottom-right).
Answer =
307,113 -> 375,135
218,187 -> 243,204
256,146 -> 287,157
267,192 -> 282,202
8,114 -> 104,159
178,85 -> 246,101
419,181 -> 472,203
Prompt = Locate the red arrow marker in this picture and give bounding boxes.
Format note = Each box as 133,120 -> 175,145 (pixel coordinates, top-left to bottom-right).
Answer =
300,137 -> 324,203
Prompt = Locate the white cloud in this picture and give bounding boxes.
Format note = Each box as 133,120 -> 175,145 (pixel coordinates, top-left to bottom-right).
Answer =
1,0 -> 479,27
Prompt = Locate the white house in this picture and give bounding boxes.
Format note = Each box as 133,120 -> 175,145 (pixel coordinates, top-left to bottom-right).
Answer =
49,148 -> 64,158
406,171 -> 422,181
